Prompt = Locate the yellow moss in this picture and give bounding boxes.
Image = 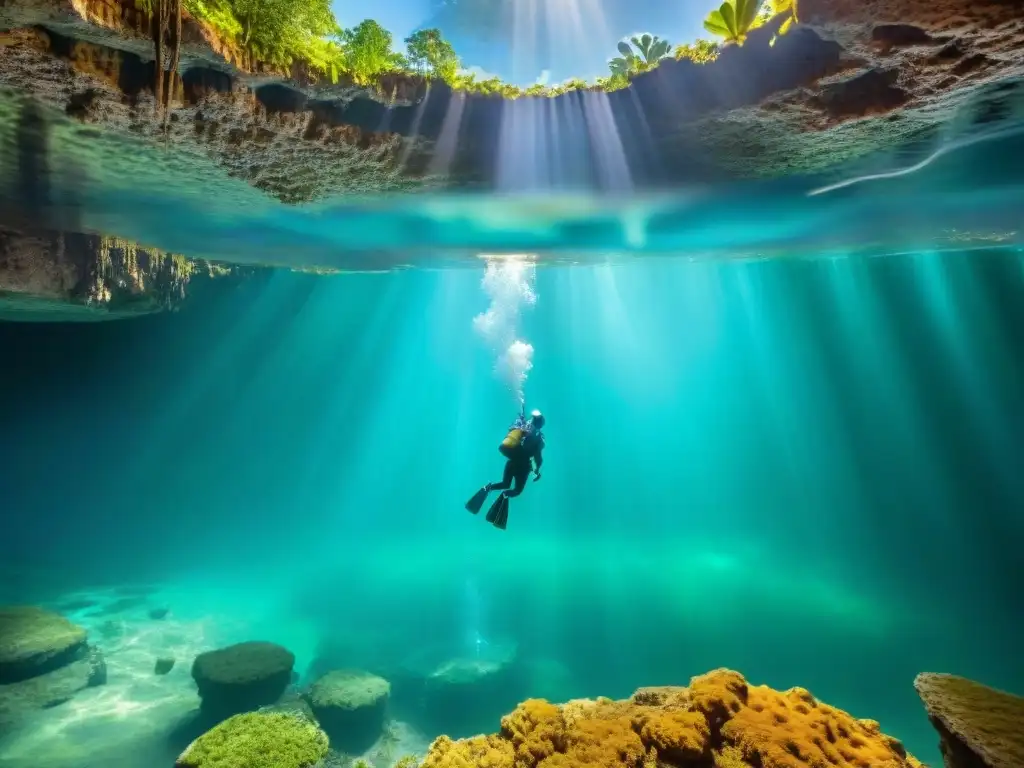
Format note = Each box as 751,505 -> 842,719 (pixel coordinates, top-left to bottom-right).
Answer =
420,669 -> 921,768
419,735 -> 514,768
689,668 -> 750,728
501,699 -> 565,763
559,716 -> 645,768
714,745 -> 750,768
722,685 -> 911,768
635,710 -> 709,762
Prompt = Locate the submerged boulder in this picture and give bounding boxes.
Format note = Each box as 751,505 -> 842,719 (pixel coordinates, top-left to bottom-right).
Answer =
191,641 -> 295,718
415,648 -> 527,738
915,672 -> 1024,768
304,669 -> 390,753
0,606 -> 105,731
0,646 -> 106,724
419,668 -> 923,768
175,711 -> 328,768
0,606 -> 88,683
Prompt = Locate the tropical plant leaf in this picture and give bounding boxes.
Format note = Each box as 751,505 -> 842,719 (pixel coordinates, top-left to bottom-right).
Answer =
702,11 -> 731,37
640,33 -> 653,54
738,0 -> 761,31
719,1 -> 737,36
650,38 -> 670,59
617,40 -> 633,57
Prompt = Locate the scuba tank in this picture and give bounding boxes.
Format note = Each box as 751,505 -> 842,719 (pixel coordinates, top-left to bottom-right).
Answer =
499,427 -> 525,458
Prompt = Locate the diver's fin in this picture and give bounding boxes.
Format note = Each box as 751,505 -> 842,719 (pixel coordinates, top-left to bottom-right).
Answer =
485,492 -> 504,523
492,494 -> 509,530
466,487 -> 488,515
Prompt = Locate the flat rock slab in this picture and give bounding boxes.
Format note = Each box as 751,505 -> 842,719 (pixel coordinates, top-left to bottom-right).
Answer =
915,673 -> 1024,768
0,606 -> 88,683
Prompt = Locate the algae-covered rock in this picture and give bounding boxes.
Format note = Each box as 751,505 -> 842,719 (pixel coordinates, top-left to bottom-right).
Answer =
191,641 -> 295,718
915,672 -> 1024,768
304,669 -> 390,752
175,711 -> 329,768
0,606 -> 88,683
418,668 -> 921,768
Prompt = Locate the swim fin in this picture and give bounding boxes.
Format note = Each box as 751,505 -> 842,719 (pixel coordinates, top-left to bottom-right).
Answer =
466,486 -> 489,514
485,491 -> 505,524
491,494 -> 509,530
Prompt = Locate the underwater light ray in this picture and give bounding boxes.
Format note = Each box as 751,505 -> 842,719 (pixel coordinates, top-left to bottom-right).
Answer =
909,252 -> 1024,503
826,257 -> 955,517
292,276 -> 411,496
398,84 -> 435,170
582,91 -> 633,192
120,274 -> 299,480
428,92 -> 468,176
731,265 -> 809,509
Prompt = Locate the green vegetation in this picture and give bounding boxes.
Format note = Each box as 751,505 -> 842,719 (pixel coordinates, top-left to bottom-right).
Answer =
702,0 -> 797,46
609,34 -> 672,76
176,712 -> 328,768
161,0 -> 794,99
673,39 -> 721,64
404,29 -> 460,82
703,0 -> 762,45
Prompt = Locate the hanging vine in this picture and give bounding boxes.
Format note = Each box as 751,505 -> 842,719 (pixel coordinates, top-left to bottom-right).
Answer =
150,0 -> 183,117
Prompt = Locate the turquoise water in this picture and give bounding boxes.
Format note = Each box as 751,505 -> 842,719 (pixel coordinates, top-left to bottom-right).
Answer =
1,92 -> 1024,768
3,250 -> 1023,766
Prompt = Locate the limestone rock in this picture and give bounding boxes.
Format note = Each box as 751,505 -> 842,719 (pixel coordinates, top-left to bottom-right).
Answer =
915,672 -> 1024,768
191,641 -> 295,719
0,606 -> 87,683
0,641 -> 105,731
0,225 -> 228,321
303,669 -> 390,753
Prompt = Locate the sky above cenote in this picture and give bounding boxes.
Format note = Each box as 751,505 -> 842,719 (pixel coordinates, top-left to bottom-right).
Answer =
332,0 -> 713,85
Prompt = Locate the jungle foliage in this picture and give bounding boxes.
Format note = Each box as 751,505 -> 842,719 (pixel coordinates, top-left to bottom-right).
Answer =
166,0 -> 793,99
702,0 -> 797,46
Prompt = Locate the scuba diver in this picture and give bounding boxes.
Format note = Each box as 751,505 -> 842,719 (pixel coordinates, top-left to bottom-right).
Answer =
465,408 -> 545,530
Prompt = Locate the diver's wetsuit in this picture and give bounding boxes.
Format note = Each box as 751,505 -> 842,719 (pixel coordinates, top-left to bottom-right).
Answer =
490,457 -> 533,498
488,430 -> 544,498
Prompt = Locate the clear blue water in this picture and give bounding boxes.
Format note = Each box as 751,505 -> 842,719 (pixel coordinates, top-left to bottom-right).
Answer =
1,89 -> 1023,768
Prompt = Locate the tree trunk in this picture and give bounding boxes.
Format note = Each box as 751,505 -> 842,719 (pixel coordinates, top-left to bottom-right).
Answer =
150,0 -> 182,116
152,1 -> 164,111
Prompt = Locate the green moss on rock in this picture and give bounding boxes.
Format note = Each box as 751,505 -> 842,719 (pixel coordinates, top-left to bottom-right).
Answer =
175,711 -> 328,768
0,606 -> 87,683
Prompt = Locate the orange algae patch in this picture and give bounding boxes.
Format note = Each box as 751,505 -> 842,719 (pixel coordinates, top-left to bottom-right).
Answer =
420,734 -> 514,768
420,668 -> 922,768
722,685 -> 911,768
635,709 -> 710,763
